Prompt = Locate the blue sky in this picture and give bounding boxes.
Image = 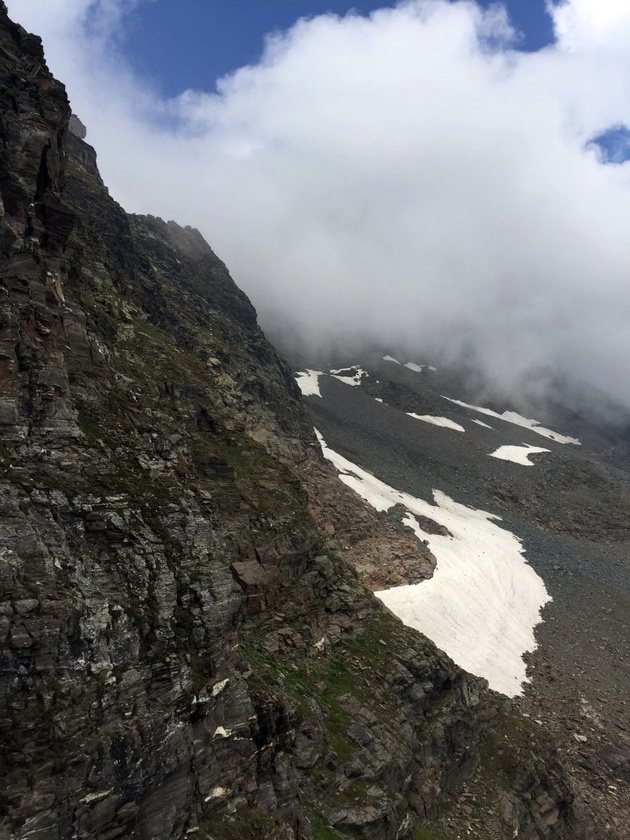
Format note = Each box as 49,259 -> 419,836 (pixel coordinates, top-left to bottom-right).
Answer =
120,1 -> 630,164
123,0 -> 555,97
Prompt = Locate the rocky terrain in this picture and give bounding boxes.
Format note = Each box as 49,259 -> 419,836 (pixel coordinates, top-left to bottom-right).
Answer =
296,356 -> 630,838
0,4 -> 615,839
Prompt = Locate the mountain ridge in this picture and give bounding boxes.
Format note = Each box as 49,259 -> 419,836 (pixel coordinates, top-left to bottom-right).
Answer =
0,5 -> 600,839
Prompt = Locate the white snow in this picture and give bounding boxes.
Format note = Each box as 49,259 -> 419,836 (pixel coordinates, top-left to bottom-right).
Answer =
330,365 -> 367,387
317,430 -> 551,697
472,419 -> 494,429
375,397 -> 384,403
404,362 -> 425,373
81,790 -> 113,805
205,787 -> 228,802
211,678 -> 230,697
443,397 -> 580,445
490,444 -> 550,466
213,727 -> 231,739
407,413 -> 465,432
382,355 -> 400,364
295,369 -> 323,397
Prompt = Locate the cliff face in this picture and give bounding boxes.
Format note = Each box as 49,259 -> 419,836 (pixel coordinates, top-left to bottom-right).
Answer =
0,6 -> 590,840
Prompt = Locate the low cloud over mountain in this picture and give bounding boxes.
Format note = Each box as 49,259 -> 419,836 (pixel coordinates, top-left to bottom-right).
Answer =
9,0 -> 630,407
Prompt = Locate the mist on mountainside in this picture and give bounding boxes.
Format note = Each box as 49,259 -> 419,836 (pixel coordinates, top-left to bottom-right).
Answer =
268,322 -> 630,445
8,0 -> 630,415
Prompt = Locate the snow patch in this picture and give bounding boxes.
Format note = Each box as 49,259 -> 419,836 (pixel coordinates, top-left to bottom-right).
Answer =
382,355 -> 400,364
490,444 -> 550,466
407,413 -> 465,432
81,790 -> 113,805
213,726 -> 231,739
472,419 -> 494,429
330,366 -> 367,386
211,678 -> 230,697
404,362 -> 426,373
316,430 -> 551,697
295,369 -> 323,397
443,397 -> 580,445
205,787 -> 228,802
375,397 -> 384,403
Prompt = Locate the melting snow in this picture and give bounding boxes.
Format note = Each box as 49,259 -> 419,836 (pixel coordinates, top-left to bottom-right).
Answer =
407,413 -> 465,432
490,444 -> 550,466
295,370 -> 323,398
382,355 -> 400,364
317,430 -> 551,697
404,361 -> 435,372
472,419 -> 494,429
205,787 -> 228,802
443,397 -> 580,445
211,678 -> 230,697
330,366 -> 367,387
213,727 -> 231,739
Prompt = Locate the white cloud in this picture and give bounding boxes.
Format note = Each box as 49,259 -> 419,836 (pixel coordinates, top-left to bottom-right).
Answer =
6,0 -> 630,409
550,0 -> 630,49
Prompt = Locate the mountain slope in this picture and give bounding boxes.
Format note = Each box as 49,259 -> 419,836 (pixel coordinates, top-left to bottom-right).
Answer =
295,356 -> 630,837
0,5 -> 595,839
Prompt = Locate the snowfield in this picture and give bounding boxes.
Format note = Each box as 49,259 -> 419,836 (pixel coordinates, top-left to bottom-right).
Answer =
317,430 -> 551,697
404,362 -> 436,373
407,413 -> 466,432
295,370 -> 323,397
295,366 -> 368,394
472,419 -> 494,429
330,366 -> 368,387
442,397 -> 580,445
490,444 -> 551,466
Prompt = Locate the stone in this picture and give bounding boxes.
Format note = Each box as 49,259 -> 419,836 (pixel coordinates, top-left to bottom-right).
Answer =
0,398 -> 18,424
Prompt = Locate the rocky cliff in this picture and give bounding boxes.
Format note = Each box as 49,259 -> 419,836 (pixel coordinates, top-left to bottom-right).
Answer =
0,6 -> 593,839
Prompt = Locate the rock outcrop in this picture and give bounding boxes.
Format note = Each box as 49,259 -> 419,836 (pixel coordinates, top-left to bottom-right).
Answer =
0,5 -> 593,839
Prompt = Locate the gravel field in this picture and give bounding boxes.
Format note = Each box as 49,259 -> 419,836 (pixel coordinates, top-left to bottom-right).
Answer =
304,362 -> 630,838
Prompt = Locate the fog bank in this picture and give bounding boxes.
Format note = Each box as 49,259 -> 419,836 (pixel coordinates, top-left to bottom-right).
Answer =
8,0 -> 630,407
